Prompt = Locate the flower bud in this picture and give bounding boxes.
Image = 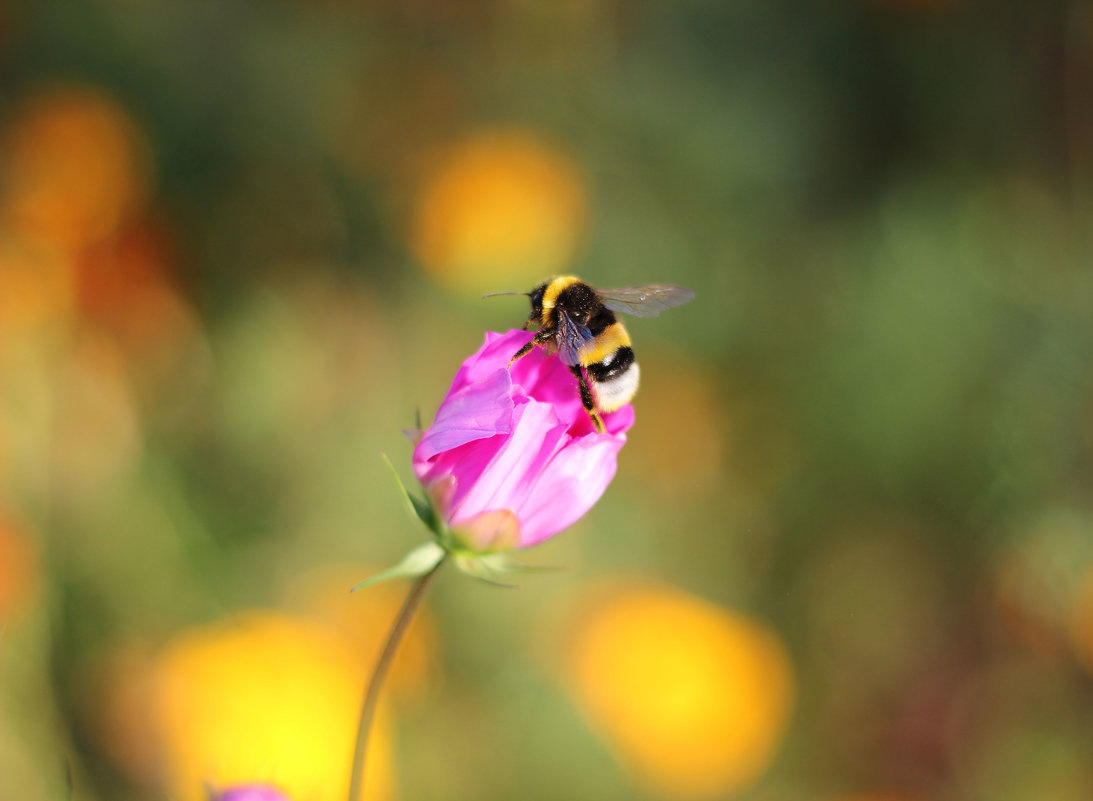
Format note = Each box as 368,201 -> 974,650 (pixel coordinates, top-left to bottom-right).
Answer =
413,330 -> 632,551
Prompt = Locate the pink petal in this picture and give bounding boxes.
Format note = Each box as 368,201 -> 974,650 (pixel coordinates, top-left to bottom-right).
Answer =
418,436 -> 501,514
215,787 -> 292,801
447,331 -> 534,395
414,368 -> 513,462
448,399 -> 570,527
514,430 -> 628,546
602,403 -> 635,435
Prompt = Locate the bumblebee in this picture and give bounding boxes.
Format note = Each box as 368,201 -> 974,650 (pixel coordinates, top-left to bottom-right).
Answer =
504,276 -> 695,432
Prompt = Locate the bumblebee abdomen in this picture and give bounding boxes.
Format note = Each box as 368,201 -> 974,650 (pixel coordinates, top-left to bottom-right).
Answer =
586,345 -> 639,412
589,360 -> 639,412
586,345 -> 634,382
579,322 -> 638,413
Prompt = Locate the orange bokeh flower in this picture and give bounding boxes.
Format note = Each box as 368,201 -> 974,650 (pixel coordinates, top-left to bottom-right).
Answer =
0,515 -> 39,624
49,334 -> 143,498
990,510 -> 1093,661
75,219 -> 205,393
0,86 -> 155,340
561,580 -> 794,799
1,86 -> 150,251
0,230 -> 77,335
625,352 -> 724,493
1069,563 -> 1093,675
410,130 -> 586,293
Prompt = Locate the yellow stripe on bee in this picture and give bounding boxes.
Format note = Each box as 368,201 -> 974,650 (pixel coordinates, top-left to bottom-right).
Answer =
541,275 -> 581,328
580,322 -> 631,366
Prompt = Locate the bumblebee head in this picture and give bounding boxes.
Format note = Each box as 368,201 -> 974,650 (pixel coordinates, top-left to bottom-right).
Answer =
528,282 -> 548,319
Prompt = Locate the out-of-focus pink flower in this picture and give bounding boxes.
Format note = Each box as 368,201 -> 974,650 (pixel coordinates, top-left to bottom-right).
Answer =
215,786 -> 292,801
413,330 -> 633,552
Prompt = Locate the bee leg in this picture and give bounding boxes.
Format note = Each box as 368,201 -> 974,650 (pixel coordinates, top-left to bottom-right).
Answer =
508,341 -> 534,367
569,365 -> 605,433
508,330 -> 552,368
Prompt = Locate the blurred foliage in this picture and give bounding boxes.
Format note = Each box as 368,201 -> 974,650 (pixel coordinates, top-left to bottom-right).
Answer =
2,0 -> 1093,800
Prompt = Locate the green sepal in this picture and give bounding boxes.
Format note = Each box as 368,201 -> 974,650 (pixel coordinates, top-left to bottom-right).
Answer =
352,541 -> 446,591
451,552 -> 566,587
380,452 -> 438,533
377,451 -> 566,589
489,559 -> 566,574
410,495 -> 437,531
454,553 -> 519,588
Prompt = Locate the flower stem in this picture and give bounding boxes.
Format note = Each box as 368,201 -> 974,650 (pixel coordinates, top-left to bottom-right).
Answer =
348,555 -> 447,801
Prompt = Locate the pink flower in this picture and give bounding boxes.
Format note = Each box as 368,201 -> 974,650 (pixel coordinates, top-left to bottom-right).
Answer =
214,786 -> 292,801
413,330 -> 633,552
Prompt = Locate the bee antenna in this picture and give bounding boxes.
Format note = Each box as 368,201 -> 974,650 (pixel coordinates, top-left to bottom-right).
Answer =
481,290 -> 528,300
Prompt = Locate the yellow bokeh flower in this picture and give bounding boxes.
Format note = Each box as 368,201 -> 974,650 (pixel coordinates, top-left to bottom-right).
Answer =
410,130 -> 586,293
562,581 -> 794,799
286,564 -> 435,701
152,611 -> 396,801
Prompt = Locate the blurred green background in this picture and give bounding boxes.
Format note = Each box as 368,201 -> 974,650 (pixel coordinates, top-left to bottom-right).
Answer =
2,1 -> 1093,800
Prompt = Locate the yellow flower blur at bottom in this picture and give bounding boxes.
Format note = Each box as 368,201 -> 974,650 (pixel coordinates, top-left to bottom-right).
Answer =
153,612 -> 394,801
565,583 -> 794,800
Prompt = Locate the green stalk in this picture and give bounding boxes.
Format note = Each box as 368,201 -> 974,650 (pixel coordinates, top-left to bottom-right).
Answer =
347,555 -> 447,801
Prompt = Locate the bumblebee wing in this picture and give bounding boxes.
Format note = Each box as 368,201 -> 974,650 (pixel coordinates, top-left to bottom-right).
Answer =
555,311 -> 593,366
598,284 -> 696,318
